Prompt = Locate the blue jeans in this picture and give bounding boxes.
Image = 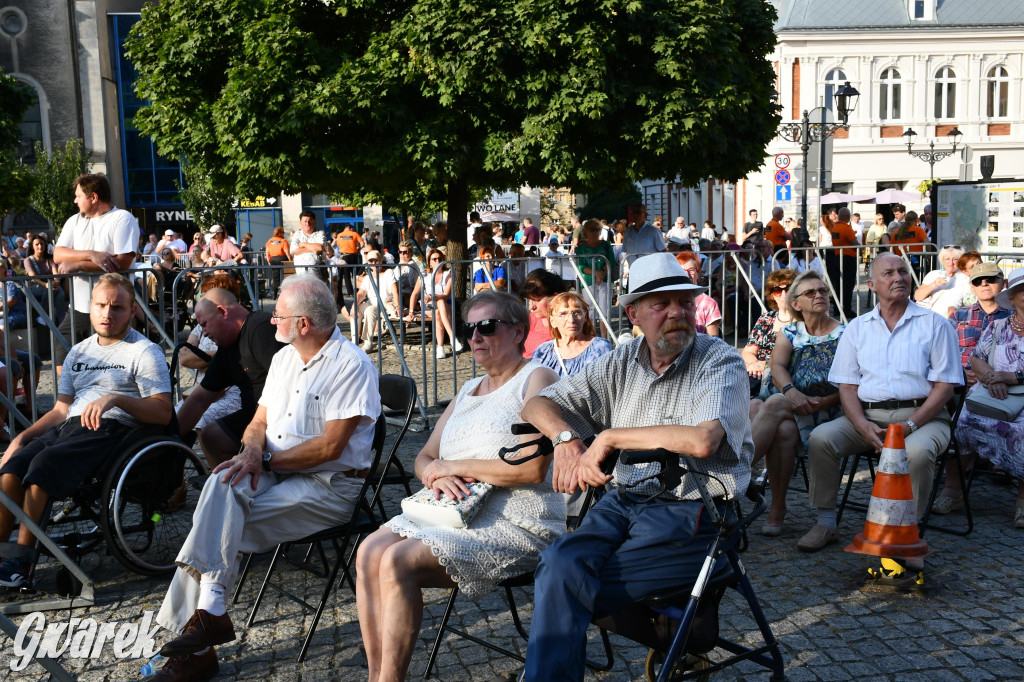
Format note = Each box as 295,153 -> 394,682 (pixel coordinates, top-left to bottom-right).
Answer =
525,490 -> 727,682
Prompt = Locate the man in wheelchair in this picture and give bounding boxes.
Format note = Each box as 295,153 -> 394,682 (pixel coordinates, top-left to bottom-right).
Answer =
0,273 -> 172,587
520,253 -> 754,681
153,275 -> 380,681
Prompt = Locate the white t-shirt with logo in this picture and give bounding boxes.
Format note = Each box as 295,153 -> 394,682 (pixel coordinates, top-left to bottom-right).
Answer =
56,208 -> 139,313
58,328 -> 171,425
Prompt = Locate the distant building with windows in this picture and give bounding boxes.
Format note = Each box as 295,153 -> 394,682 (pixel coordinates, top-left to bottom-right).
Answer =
642,0 -> 1024,235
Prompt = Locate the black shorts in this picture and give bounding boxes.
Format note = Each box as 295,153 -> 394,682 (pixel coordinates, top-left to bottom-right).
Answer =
213,408 -> 252,446
0,418 -> 133,499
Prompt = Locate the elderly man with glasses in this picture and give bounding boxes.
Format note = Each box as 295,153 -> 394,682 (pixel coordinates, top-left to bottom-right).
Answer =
152,275 -> 380,681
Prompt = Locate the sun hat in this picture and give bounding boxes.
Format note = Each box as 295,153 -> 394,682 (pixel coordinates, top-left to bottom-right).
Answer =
618,253 -> 704,306
995,269 -> 1024,309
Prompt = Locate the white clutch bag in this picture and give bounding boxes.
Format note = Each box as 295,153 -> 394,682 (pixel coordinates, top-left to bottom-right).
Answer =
400,482 -> 493,529
965,383 -> 1024,421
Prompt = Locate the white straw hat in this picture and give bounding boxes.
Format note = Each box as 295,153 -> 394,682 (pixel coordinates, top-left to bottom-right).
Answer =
618,253 -> 703,306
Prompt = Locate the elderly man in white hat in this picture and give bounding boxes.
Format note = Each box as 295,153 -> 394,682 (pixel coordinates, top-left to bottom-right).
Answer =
520,252 -> 754,680
156,229 -> 188,255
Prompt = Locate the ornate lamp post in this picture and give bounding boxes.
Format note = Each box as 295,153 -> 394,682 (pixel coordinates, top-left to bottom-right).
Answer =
902,126 -> 963,182
778,82 -> 859,234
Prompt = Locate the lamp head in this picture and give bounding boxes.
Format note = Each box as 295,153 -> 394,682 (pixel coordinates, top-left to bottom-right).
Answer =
948,126 -> 963,150
834,81 -> 859,125
903,128 -> 918,151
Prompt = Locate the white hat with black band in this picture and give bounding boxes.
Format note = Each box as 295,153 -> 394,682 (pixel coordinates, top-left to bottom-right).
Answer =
618,253 -> 704,306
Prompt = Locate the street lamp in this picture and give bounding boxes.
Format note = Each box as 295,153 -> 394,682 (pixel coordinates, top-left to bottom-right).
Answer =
778,81 -> 859,233
902,126 -> 963,182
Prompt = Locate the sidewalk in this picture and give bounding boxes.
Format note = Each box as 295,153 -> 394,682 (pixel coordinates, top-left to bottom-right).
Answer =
1,415 -> 1022,681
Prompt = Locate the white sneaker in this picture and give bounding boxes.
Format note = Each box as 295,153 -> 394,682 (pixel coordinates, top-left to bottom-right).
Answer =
360,340 -> 374,352
436,346 -> 448,359
453,339 -> 464,353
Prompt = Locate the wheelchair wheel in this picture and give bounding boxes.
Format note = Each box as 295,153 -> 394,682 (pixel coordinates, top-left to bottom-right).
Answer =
99,440 -> 209,576
645,649 -> 710,682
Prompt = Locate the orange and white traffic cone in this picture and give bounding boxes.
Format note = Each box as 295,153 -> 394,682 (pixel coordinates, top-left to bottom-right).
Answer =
844,423 -> 933,559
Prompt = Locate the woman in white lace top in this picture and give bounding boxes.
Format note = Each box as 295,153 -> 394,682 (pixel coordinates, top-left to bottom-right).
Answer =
356,292 -> 564,682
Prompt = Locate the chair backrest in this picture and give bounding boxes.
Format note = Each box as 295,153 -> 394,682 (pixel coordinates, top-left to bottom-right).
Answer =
354,414 -> 390,519
364,374 -> 418,515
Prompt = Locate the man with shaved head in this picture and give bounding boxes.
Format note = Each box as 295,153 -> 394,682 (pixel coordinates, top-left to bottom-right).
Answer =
177,287 -> 285,465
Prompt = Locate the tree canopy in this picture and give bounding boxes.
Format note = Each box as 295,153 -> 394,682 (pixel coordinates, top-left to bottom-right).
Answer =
128,0 -> 779,250
0,69 -> 37,216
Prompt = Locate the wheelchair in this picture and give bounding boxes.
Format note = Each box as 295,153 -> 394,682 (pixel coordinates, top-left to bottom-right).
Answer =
498,427 -> 788,681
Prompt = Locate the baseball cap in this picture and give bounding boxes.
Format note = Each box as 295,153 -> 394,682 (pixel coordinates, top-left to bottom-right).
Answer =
163,229 -> 175,236
969,262 -> 1003,283
209,225 -> 224,234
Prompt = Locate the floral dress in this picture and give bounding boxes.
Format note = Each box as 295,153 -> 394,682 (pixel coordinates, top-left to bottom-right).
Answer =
759,321 -> 846,448
956,318 -> 1024,480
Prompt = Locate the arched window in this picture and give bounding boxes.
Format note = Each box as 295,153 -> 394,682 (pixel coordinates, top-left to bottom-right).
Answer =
879,67 -> 901,121
824,68 -> 848,115
987,66 -> 1009,118
934,66 -> 956,119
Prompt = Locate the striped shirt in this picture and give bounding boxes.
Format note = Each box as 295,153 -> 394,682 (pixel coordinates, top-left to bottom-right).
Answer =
828,301 -> 963,401
539,334 -> 753,501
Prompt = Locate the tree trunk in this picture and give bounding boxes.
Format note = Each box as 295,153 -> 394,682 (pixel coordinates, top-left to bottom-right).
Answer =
446,179 -> 470,300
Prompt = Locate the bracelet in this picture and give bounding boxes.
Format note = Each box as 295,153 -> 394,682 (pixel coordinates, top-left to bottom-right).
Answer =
781,384 -> 795,394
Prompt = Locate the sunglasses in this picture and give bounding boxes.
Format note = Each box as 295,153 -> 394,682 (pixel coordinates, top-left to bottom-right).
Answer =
398,250 -> 410,254
797,287 -> 830,299
465,318 -> 511,336
973,275 -> 1002,285
770,286 -> 789,294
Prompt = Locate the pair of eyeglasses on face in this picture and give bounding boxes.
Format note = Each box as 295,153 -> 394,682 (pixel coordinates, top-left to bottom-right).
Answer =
398,250 -> 410,255
270,313 -> 304,322
796,287 -> 830,300
465,318 -> 511,336
554,309 -> 586,320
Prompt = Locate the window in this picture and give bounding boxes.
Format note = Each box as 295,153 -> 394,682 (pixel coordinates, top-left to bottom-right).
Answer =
879,68 -> 901,121
914,0 -> 925,18
934,67 -> 956,119
987,66 -> 1009,118
824,68 -> 848,115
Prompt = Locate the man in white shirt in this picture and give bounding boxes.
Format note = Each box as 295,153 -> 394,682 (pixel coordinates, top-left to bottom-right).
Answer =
666,216 -> 690,242
290,211 -> 329,281
54,174 -> 138,373
798,254 -> 962,553
156,229 -> 188,254
850,213 -> 865,242
700,221 -> 716,242
154,275 -> 380,679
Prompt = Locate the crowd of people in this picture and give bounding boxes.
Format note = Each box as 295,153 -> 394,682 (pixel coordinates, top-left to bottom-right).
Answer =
0,174 -> 1022,679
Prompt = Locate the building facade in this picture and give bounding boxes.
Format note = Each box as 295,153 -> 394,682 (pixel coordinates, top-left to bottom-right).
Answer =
644,0 -> 1024,237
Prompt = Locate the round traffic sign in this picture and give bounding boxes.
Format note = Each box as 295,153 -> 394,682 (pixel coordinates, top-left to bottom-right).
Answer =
775,153 -> 791,170
775,169 -> 791,185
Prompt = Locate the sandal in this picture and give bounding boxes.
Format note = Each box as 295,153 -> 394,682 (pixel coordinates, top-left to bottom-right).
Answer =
932,494 -> 964,515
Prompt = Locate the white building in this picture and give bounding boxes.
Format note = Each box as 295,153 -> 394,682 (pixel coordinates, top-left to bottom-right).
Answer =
644,0 -> 1024,235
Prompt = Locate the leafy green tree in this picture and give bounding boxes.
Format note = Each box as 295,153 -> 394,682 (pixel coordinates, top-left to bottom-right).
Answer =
579,186 -> 643,223
0,69 -> 37,217
128,0 -> 779,267
29,139 -> 90,232
176,161 -> 235,232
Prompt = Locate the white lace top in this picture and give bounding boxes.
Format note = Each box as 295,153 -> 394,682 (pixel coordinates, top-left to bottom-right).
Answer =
385,361 -> 566,597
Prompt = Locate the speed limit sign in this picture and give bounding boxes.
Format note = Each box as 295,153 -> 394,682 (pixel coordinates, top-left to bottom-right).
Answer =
775,153 -> 791,170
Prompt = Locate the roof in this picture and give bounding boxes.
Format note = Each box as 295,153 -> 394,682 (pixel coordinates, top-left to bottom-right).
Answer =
771,0 -> 1024,30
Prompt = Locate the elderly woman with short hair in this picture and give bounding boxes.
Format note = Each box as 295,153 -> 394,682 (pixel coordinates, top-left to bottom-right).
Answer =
915,245 -> 966,316
356,291 -> 563,682
531,292 -> 612,378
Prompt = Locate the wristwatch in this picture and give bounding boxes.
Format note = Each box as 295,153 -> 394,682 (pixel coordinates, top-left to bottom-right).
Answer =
1016,370 -> 1024,385
552,430 -> 580,447
262,451 -> 273,472
904,419 -> 918,435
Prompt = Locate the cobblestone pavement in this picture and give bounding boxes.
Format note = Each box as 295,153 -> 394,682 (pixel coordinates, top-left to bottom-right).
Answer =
1,409 -> 1023,681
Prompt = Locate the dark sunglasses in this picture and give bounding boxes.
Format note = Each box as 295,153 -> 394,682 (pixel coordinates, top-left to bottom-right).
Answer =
398,250 -> 410,254
770,286 -> 789,294
465,318 -> 511,336
973,275 -> 1002,285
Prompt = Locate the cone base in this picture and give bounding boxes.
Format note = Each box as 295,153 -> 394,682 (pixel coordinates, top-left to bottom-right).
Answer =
844,533 -> 935,559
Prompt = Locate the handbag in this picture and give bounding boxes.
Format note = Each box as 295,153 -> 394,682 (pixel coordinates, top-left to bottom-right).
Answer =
400,482 -> 493,528
965,383 -> 1024,421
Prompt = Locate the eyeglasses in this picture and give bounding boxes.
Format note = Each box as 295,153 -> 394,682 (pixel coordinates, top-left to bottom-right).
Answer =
554,309 -> 586,320
770,286 -> 789,294
943,244 -> 963,249
973,275 -> 1002,285
398,250 -> 410,255
270,313 -> 304,322
796,287 -> 830,300
464,318 -> 511,336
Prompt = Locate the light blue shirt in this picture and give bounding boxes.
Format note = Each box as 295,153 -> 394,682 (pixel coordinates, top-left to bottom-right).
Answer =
622,222 -> 666,265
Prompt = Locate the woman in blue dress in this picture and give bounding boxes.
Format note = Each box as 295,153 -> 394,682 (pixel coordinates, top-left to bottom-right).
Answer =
531,292 -> 613,378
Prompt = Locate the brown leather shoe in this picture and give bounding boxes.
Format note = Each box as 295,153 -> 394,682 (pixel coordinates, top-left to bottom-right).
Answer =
151,648 -> 219,681
159,610 -> 235,657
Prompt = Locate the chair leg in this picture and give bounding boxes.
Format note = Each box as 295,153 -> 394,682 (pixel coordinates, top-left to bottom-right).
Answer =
836,453 -> 861,525
231,553 -> 254,605
423,587 -> 461,680
298,537 -> 354,662
246,543 -> 288,628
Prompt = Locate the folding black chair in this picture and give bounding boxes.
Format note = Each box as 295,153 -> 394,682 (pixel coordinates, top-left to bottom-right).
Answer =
422,424 -> 613,679
233,413 -> 389,662
373,374 -> 418,519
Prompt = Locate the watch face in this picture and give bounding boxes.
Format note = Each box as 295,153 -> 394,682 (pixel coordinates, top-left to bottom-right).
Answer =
557,430 -> 572,444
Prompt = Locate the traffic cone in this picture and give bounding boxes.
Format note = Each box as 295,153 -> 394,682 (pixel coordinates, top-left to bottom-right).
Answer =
844,424 -> 933,559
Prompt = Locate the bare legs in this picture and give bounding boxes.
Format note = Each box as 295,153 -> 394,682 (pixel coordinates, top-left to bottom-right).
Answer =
434,299 -> 456,347
0,474 -> 49,545
356,527 -> 455,682
750,394 -> 801,527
